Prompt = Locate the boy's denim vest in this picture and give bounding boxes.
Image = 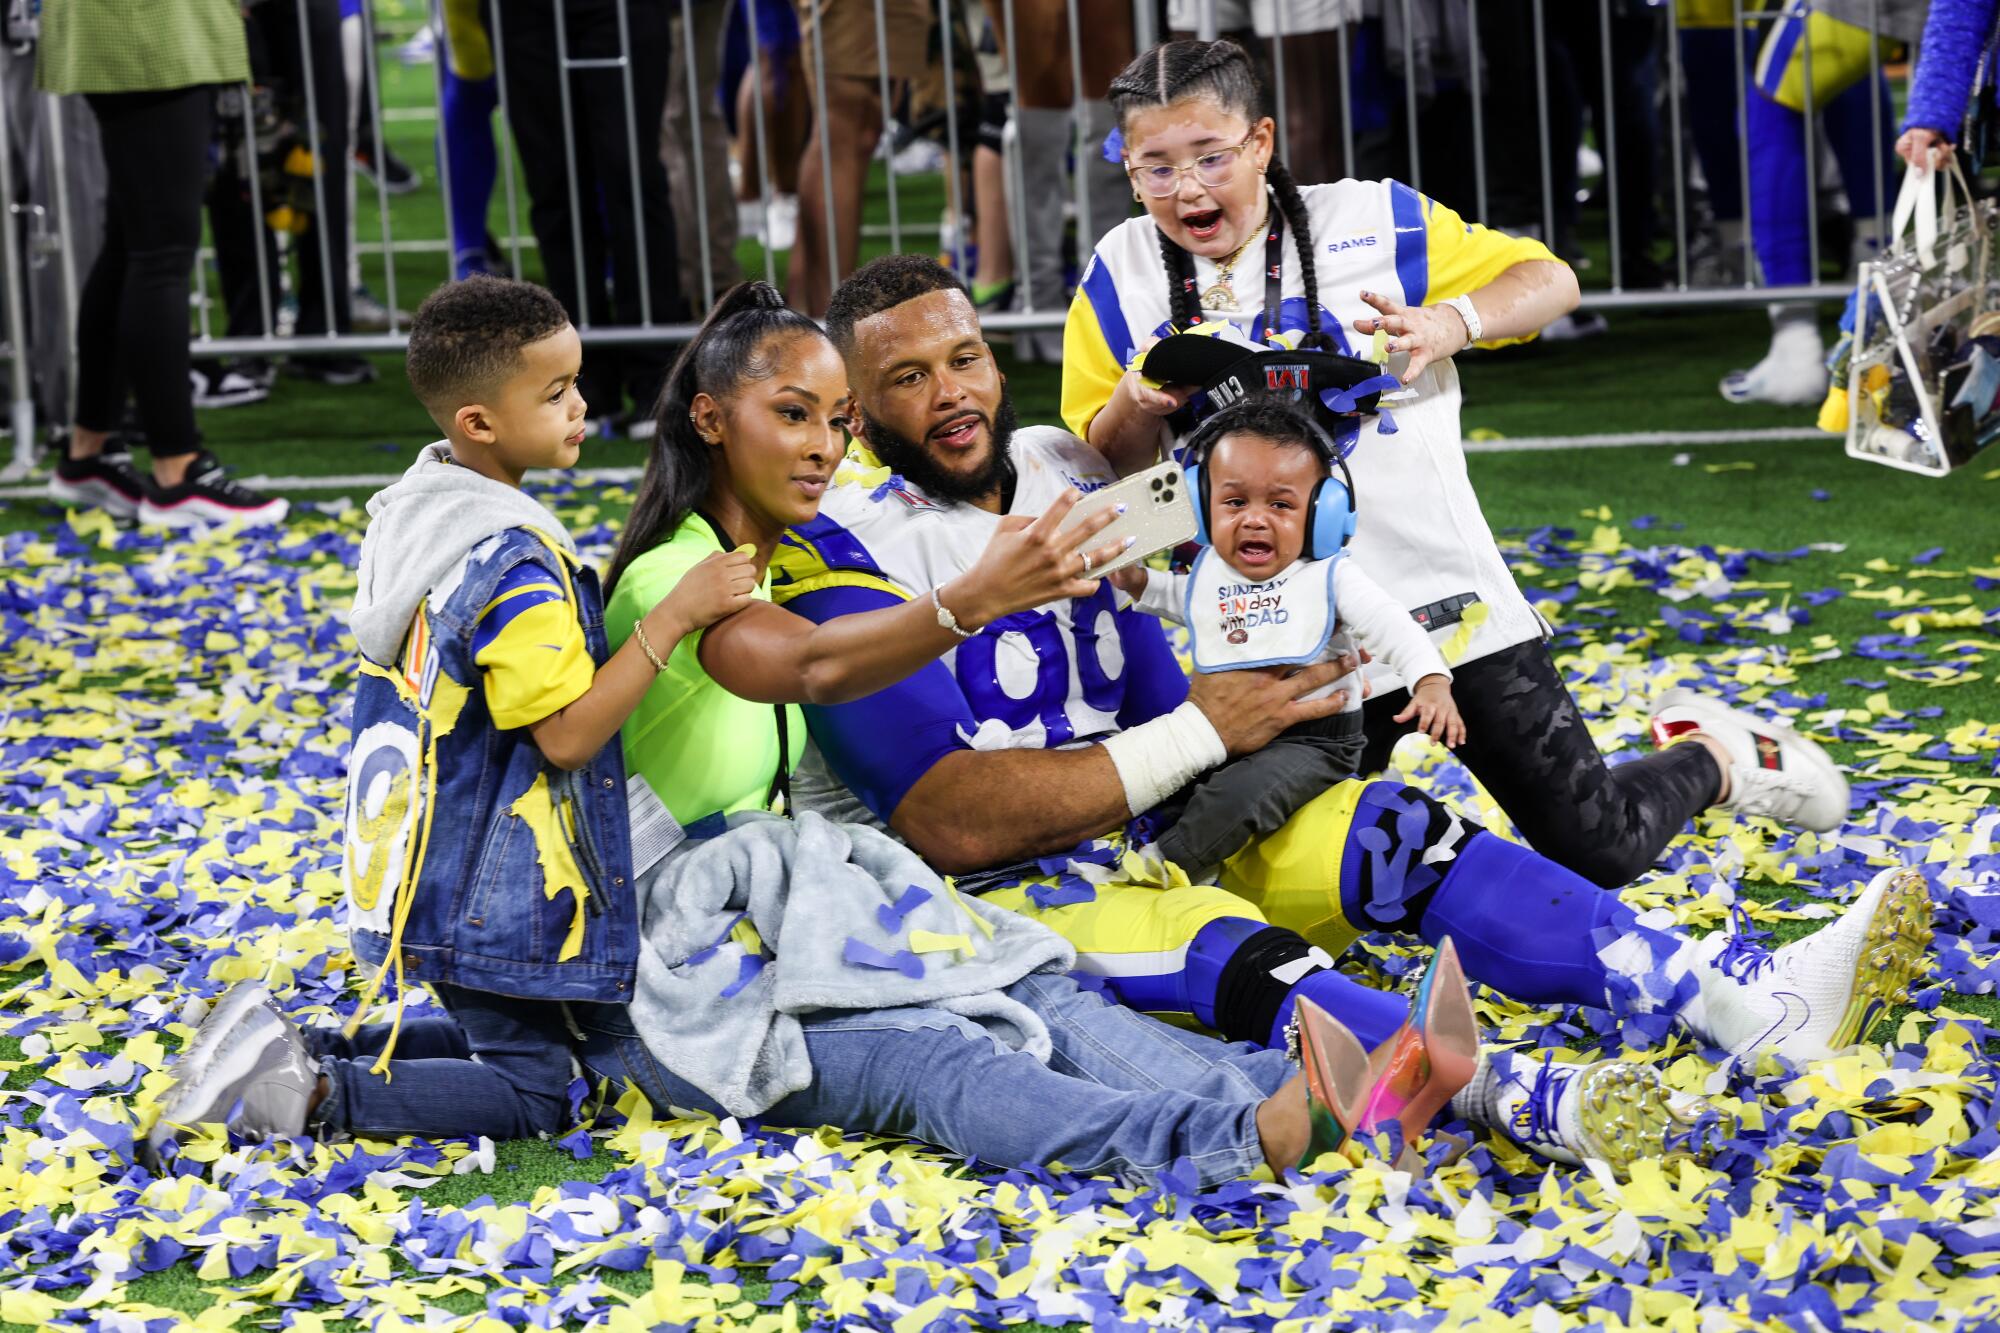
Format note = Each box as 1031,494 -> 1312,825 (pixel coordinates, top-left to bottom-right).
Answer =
342,528 -> 638,1005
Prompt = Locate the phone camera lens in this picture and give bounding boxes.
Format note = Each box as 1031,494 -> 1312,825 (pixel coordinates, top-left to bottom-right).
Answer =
1150,477 -> 1163,491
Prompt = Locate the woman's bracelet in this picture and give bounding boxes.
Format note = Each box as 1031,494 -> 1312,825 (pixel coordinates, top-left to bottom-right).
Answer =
633,617 -> 670,672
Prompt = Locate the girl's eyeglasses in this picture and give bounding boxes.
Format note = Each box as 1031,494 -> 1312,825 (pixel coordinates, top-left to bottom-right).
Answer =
1124,134 -> 1257,198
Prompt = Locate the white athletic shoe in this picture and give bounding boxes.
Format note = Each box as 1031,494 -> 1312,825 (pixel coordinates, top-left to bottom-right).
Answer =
1682,867 -> 1932,1062
765,194 -> 799,253
1650,687 -> 1851,831
1720,320 -> 1828,405
1459,1052 -> 1709,1175
145,981 -> 319,1165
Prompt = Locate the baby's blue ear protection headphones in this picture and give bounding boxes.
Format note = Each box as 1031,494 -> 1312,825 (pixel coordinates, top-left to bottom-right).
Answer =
1182,401 -> 1357,560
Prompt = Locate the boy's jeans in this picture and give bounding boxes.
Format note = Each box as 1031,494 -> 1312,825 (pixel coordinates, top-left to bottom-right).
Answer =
572,972 -> 1294,1190
310,984 -> 575,1140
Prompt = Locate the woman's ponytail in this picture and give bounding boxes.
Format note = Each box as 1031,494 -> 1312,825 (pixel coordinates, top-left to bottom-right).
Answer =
605,281 -> 824,596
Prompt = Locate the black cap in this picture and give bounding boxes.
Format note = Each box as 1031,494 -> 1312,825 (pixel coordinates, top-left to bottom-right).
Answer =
1141,333 -> 1392,423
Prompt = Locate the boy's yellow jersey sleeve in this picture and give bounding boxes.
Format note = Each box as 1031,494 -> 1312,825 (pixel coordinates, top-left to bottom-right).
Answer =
1061,262 -> 1136,442
1393,181 -> 1565,349
471,566 -> 594,730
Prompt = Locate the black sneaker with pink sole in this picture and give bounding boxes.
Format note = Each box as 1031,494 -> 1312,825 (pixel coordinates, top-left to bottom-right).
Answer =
138,450 -> 289,529
48,449 -> 148,520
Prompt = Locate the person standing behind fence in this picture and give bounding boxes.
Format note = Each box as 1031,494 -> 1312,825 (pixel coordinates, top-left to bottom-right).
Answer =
662,0 -> 742,304
495,0 -> 686,432
982,0 -> 1134,362
438,0 -> 504,280
726,0 -> 807,253
1896,0 -> 2000,172
37,0 -> 288,528
1063,39 -> 1854,887
1712,0 -> 1920,409
786,0 -> 936,316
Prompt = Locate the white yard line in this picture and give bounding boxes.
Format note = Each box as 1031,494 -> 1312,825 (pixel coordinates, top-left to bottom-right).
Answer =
0,430 -> 1829,501
1461,426 -> 1824,452
0,466 -> 647,501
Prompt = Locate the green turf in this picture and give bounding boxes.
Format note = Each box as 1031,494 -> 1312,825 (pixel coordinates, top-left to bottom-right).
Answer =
5,29 -> 1995,1330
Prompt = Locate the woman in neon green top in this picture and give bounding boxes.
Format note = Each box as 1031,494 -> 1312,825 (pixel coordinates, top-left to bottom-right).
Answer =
603,282 -> 1124,824
588,280 -> 1364,1187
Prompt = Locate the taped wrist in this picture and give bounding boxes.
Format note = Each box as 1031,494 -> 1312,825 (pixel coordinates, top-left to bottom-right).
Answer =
1100,700 -> 1227,816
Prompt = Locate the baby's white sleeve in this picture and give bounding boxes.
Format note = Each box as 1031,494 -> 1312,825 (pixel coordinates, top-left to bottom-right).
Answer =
1335,561 -> 1451,684
1123,567 -> 1190,624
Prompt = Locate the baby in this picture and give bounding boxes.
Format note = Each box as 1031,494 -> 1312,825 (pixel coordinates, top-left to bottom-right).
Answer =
1113,394 -> 1464,878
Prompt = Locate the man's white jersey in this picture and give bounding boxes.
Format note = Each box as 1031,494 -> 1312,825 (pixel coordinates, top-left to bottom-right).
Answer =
775,421 -> 1178,736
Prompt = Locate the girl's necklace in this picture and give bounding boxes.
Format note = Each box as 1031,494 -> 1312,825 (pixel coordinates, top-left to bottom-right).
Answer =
1199,207 -> 1271,313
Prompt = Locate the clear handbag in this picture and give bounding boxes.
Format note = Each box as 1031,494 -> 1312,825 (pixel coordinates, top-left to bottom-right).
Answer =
1842,161 -> 2000,476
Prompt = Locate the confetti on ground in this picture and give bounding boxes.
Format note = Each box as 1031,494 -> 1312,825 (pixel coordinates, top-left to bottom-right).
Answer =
2,489 -> 1998,1331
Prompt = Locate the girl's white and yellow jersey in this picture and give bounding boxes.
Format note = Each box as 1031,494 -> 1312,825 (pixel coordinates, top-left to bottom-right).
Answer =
1060,178 -> 1566,687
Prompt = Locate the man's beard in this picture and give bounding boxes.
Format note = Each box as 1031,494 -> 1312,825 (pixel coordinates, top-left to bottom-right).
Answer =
859,388 -> 1018,506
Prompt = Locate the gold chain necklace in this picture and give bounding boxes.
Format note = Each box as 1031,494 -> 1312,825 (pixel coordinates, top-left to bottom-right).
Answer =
1199,207 -> 1271,312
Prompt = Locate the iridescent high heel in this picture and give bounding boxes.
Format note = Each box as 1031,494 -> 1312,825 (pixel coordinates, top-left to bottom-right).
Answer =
1354,937 -> 1481,1155
1288,997 -> 1376,1171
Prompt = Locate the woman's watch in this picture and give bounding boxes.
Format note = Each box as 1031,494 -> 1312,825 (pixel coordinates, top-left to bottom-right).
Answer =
931,586 -> 976,639
1441,294 -> 1483,345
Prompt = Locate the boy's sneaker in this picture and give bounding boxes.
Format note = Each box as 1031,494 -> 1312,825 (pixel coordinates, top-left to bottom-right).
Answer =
146,981 -> 319,1167
284,355 -> 378,387
190,360 -> 271,409
49,449 -> 146,519
1681,868 -> 1932,1061
1649,687 -> 1851,830
139,450 -> 289,529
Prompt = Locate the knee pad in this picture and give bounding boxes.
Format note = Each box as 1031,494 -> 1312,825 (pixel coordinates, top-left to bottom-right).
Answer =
1342,782 -> 1481,934
1189,918 -> 1335,1046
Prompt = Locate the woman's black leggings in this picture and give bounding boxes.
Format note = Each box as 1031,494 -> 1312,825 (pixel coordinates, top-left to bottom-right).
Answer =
73,86 -> 216,458
1359,637 -> 1723,888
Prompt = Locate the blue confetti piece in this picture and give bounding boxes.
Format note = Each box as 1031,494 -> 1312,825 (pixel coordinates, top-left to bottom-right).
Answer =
842,937 -> 926,979
718,952 -> 765,999
876,883 -> 932,934
1026,874 -> 1096,909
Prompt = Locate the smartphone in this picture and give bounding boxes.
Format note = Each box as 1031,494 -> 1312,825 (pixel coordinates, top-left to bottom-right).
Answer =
1055,460 -> 1198,577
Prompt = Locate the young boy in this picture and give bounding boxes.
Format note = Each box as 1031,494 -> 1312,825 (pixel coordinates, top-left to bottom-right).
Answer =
1113,394 -> 1466,879
146,276 -> 754,1158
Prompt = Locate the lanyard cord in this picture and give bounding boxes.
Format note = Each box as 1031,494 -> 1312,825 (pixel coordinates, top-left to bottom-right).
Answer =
693,509 -> 792,814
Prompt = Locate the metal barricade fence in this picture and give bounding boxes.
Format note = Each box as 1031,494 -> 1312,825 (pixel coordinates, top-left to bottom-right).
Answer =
0,0 -> 1909,477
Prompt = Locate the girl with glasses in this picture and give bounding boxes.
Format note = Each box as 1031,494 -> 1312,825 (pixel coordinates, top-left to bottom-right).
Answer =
1057,37 -> 1853,896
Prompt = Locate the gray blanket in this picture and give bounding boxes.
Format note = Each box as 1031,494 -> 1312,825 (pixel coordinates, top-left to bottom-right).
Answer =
627,810 -> 1076,1117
